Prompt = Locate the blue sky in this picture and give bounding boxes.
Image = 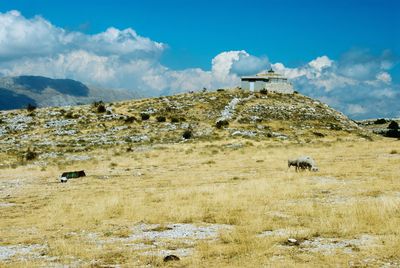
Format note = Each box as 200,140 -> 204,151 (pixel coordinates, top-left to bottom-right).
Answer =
0,0 -> 399,118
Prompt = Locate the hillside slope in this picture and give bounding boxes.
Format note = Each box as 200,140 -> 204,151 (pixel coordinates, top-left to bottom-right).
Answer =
0,89 -> 369,164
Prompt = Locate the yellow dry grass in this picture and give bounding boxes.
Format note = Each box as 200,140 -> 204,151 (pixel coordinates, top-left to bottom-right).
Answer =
1,137 -> 399,267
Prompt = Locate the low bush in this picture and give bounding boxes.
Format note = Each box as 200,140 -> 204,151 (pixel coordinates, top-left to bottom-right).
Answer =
65,112 -> 74,119
156,116 -> 166,122
25,150 -> 37,161
97,104 -> 106,113
215,119 -> 229,129
374,118 -> 387,124
93,101 -> 106,113
141,113 -> 150,120
170,117 -> 180,123
182,130 -> 192,139
388,121 -> 399,130
384,129 -> 400,138
124,116 -> 137,123
26,103 -> 37,112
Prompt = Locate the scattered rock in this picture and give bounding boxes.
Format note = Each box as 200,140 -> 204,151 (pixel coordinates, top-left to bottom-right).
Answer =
287,238 -> 299,245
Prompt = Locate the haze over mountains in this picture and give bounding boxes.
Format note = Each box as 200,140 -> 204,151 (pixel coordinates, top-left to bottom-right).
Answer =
0,75 -> 138,110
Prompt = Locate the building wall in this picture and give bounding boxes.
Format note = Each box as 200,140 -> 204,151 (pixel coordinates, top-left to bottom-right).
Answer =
241,80 -> 250,90
266,82 -> 294,94
241,79 -> 294,94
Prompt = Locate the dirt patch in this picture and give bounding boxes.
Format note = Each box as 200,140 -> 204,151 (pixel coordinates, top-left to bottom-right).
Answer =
299,235 -> 376,254
0,244 -> 46,261
99,223 -> 234,257
258,228 -> 309,238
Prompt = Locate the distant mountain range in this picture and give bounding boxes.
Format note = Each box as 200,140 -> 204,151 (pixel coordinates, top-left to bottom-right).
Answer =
0,75 -> 139,110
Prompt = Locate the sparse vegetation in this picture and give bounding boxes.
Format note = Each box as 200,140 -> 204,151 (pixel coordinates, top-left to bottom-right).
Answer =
385,129 -> 400,138
388,120 -> 399,130
156,115 -> 166,122
124,116 -> 136,123
215,119 -> 229,129
182,129 -> 192,139
140,113 -> 150,120
93,101 -> 106,113
64,111 -> 74,119
170,117 -> 180,123
374,118 -> 387,124
26,103 -> 37,112
24,149 -> 37,160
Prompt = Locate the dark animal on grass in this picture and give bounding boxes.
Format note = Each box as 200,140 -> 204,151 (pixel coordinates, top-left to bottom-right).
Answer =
163,255 -> 180,262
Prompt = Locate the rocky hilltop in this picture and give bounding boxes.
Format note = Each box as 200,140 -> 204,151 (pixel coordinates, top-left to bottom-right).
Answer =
0,75 -> 138,110
0,89 -> 369,165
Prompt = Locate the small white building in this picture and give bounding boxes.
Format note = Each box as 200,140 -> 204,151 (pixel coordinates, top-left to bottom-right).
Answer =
241,69 -> 294,94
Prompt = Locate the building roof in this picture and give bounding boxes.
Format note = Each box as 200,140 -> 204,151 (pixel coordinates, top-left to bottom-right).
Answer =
241,69 -> 288,81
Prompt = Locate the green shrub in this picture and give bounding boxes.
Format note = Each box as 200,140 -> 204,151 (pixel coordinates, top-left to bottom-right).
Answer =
182,130 -> 192,139
124,116 -> 137,123
170,117 -> 180,123
374,118 -> 387,124
156,116 -> 166,122
384,129 -> 400,138
25,150 -> 37,161
26,103 -> 37,112
215,119 -> 229,129
388,121 -> 399,130
65,112 -> 74,119
141,113 -> 150,120
97,104 -> 106,113
92,101 -> 106,113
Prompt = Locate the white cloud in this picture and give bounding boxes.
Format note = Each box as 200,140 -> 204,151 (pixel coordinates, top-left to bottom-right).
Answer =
308,56 -> 333,72
347,104 -> 367,115
376,72 -> 392,84
271,50 -> 399,118
0,10 -> 164,60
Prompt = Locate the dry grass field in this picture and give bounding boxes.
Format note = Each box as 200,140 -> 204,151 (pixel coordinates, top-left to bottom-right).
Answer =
1,136 -> 399,267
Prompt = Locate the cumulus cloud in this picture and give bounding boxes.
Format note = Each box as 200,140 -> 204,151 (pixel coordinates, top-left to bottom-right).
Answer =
376,72 -> 392,84
0,10 -> 398,119
0,10 -> 247,95
0,10 -> 164,60
272,50 -> 399,119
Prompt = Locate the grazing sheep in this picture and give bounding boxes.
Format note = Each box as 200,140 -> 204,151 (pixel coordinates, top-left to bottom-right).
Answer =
288,159 -> 299,171
288,156 -> 318,172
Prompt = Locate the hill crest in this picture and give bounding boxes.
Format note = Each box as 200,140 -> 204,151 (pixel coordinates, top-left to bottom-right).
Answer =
0,89 -> 370,164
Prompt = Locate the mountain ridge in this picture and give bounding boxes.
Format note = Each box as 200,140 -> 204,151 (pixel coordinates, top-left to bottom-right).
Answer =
0,75 -> 139,110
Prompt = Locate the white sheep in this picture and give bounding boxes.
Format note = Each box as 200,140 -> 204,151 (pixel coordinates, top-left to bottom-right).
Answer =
288,156 -> 318,172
